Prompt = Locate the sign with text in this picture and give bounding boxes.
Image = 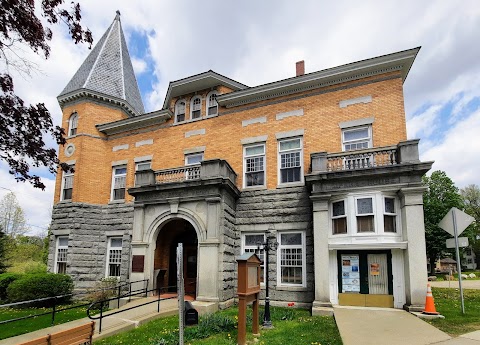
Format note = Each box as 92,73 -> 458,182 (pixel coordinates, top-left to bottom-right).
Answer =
446,237 -> 469,249
439,207 -> 474,236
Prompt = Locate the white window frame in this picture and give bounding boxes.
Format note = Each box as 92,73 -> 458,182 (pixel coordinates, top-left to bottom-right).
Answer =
277,231 -> 306,287
111,165 -> 127,201
60,166 -> 74,201
383,196 -> 397,233
175,99 -> 186,123
206,91 -> 218,116
342,125 -> 372,152
355,196 -> 375,233
185,152 -> 203,180
55,236 -> 68,274
135,161 -> 151,171
243,143 -> 266,188
68,113 -> 78,136
332,199 -> 348,235
106,237 -> 123,278
190,96 -> 202,119
241,233 -> 266,285
278,137 -> 303,185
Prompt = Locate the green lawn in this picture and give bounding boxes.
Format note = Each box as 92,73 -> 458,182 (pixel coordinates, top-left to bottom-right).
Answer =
428,288 -> 480,336
0,304 -> 89,340
94,306 -> 343,345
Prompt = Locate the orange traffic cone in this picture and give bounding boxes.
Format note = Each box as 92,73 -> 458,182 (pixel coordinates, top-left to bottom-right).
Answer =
422,283 -> 439,315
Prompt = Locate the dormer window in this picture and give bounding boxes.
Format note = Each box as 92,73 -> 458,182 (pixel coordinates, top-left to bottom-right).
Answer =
175,100 -> 186,123
207,91 -> 218,116
68,113 -> 78,136
191,97 -> 201,119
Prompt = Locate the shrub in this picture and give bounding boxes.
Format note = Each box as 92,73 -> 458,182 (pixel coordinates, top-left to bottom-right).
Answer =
85,277 -> 120,304
6,273 -> 74,306
0,273 -> 23,301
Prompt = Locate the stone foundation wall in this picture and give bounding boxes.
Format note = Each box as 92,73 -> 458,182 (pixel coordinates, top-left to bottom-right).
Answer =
236,186 -> 314,303
49,202 -> 134,289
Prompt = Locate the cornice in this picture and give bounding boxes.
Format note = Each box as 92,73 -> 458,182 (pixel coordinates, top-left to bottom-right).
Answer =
96,109 -> 172,135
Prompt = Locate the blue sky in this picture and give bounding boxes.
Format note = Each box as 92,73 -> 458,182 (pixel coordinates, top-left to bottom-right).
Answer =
1,0 -> 479,234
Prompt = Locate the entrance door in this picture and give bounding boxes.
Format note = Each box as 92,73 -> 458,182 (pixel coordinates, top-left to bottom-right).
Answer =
338,251 -> 393,307
184,245 -> 197,296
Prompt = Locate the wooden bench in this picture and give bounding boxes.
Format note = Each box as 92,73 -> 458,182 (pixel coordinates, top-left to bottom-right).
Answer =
19,321 -> 95,345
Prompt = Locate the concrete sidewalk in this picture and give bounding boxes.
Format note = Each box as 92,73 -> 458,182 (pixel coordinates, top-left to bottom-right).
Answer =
0,296 -> 180,345
334,306 -> 480,345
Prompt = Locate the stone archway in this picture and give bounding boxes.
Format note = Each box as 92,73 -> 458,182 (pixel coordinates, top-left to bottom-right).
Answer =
154,218 -> 198,297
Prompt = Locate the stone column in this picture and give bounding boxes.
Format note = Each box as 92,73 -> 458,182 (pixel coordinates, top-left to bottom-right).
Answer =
311,194 -> 333,316
196,241 -> 220,302
399,186 -> 428,311
206,197 -> 221,239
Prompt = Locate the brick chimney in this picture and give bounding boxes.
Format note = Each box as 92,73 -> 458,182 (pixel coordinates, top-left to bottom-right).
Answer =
296,60 -> 305,76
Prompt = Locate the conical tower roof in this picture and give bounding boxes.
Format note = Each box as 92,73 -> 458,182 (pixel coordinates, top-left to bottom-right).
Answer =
58,11 -> 145,115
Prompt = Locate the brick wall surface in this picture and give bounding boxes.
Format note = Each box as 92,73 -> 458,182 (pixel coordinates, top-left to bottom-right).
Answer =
55,73 -> 407,205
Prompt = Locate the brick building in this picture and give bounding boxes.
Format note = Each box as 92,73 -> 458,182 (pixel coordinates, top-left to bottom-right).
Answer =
49,12 -> 433,313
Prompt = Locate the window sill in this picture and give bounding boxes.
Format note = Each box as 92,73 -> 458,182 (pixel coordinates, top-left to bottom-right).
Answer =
58,200 -> 72,203
242,186 -> 267,191
276,182 -> 305,189
109,199 -> 125,204
275,285 -> 307,292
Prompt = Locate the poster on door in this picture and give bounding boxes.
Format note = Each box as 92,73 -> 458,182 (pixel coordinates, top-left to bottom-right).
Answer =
341,254 -> 360,293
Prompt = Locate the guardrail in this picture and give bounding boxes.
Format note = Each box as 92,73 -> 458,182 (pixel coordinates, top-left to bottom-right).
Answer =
87,284 -> 179,333
155,165 -> 201,183
0,279 -> 149,328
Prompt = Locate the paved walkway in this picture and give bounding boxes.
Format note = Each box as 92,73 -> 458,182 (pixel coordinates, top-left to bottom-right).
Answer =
0,296 -> 179,345
334,306 -> 480,345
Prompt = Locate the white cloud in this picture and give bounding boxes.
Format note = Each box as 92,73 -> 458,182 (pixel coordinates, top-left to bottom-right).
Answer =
132,57 -> 147,75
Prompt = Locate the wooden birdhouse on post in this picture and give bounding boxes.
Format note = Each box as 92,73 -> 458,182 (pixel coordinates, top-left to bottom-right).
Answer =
236,252 -> 261,345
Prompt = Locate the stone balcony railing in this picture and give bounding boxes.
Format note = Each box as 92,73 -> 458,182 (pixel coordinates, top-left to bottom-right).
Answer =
134,159 -> 237,187
310,139 -> 420,173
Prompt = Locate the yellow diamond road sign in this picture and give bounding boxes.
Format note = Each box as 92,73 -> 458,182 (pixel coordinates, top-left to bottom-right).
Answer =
439,207 -> 475,237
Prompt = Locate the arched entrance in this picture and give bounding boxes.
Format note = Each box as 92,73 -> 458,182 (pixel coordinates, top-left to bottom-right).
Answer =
154,218 -> 198,298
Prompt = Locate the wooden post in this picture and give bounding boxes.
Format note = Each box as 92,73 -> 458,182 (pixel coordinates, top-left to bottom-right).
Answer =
236,253 -> 261,345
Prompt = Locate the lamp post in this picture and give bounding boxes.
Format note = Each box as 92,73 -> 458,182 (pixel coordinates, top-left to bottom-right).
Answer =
257,225 -> 278,328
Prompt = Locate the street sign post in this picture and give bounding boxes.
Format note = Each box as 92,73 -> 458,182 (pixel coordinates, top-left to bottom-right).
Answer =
439,207 -> 474,314
446,237 -> 468,249
177,243 -> 184,345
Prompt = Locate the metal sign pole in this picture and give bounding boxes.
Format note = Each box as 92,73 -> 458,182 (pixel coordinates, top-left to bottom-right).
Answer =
177,243 -> 185,345
452,210 -> 465,314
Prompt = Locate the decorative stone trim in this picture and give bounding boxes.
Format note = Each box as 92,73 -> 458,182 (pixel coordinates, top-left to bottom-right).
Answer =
135,139 -> 153,147
65,160 -> 76,166
113,144 -> 129,152
184,146 -> 206,155
276,109 -> 304,121
64,143 -> 76,157
134,155 -> 152,163
275,129 -> 304,139
185,128 -> 206,138
112,159 -> 128,166
339,117 -> 374,129
240,135 -> 268,145
339,95 -> 372,108
242,116 -> 266,127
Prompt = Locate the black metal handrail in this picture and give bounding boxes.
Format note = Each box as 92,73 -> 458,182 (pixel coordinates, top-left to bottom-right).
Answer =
0,279 -> 150,328
87,285 -> 178,333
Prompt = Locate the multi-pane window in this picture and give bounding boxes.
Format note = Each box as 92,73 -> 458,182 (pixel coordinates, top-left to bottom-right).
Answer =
342,126 -> 372,151
383,197 -> 396,233
207,92 -> 218,116
185,153 -> 203,180
242,233 -> 265,284
356,197 -> 375,232
278,232 -> 305,286
244,144 -> 265,187
112,166 -> 127,201
279,138 -> 302,184
107,237 -> 122,277
69,113 -> 78,136
61,166 -> 74,201
136,161 -> 151,171
191,97 -> 201,119
332,200 -> 347,234
56,237 -> 68,274
175,100 -> 186,122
